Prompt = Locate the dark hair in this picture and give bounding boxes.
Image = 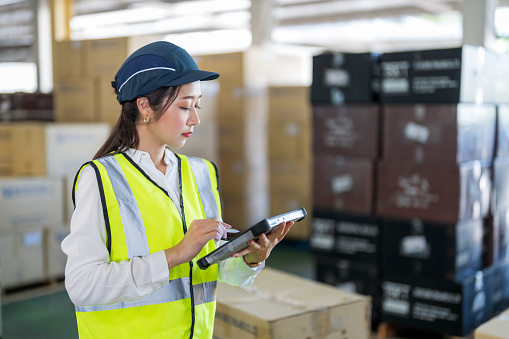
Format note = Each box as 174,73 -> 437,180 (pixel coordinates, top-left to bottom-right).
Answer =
93,83 -> 182,160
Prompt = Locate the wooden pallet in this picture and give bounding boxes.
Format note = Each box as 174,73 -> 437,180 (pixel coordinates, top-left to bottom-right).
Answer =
376,322 -> 473,339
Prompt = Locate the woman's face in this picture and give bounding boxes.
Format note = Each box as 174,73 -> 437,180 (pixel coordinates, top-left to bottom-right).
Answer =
149,81 -> 202,148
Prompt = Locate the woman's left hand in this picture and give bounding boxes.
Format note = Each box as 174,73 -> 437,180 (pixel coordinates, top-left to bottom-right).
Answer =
231,221 -> 295,265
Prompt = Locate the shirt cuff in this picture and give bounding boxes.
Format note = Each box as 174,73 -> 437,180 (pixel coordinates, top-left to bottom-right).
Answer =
147,250 -> 170,285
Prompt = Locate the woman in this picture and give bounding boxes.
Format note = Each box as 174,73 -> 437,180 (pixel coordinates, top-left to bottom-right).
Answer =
61,41 -> 293,339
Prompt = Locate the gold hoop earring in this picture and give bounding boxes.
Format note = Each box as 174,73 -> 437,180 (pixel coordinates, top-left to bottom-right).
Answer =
144,116 -> 150,123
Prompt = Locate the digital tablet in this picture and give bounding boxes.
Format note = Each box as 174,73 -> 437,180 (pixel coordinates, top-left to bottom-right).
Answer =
197,207 -> 307,270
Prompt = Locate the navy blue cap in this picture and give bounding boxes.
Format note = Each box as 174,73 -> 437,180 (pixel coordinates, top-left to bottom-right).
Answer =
114,41 -> 219,103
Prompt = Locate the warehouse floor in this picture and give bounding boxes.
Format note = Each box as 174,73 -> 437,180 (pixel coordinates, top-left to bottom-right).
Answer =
1,241 -> 453,339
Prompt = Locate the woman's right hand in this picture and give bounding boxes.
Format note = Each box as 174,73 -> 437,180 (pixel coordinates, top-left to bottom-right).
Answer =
164,219 -> 231,269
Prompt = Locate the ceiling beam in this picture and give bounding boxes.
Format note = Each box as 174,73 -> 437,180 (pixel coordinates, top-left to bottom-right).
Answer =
412,0 -> 459,12
277,5 -> 443,26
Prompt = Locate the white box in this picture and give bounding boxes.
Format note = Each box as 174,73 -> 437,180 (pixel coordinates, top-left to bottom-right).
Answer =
45,123 -> 110,177
0,226 -> 45,289
0,176 -> 63,232
45,225 -> 70,279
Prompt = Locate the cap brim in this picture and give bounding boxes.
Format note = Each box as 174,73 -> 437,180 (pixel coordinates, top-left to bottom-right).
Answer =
164,70 -> 219,87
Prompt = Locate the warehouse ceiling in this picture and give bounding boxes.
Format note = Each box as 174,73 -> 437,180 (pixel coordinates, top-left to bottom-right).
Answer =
69,0 -> 509,53
1,0 -> 509,61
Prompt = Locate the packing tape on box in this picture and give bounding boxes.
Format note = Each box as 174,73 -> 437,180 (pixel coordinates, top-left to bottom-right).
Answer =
240,285 -> 327,312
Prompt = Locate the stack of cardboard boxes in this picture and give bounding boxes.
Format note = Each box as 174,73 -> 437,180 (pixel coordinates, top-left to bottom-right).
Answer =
377,45 -> 504,337
0,93 -> 53,122
0,37 -> 137,290
195,48 -> 310,235
310,45 -> 509,337
309,51 -> 383,327
267,86 -> 312,240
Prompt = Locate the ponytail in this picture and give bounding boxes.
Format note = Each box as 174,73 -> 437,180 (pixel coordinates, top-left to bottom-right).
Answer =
93,84 -> 182,160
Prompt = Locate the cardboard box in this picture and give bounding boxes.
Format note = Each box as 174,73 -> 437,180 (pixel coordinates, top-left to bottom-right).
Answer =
492,157 -> 509,213
0,176 -> 63,232
215,87 -> 269,228
45,225 -> 70,279
0,226 -> 46,289
0,124 -> 12,174
380,45 -> 487,103
214,267 -> 371,339
382,218 -> 484,282
382,103 -> 496,164
376,160 -> 492,224
5,122 -> 110,177
310,210 -> 382,265
53,40 -> 84,80
485,211 -> 509,266
489,260 -> 509,315
95,75 -> 121,126
312,52 -> 380,104
268,86 -> 311,164
313,155 -> 376,215
83,37 -> 129,78
314,255 -> 382,326
199,47 -> 309,89
0,91 -> 54,122
54,78 -> 96,122
269,163 -> 312,240
381,269 -> 494,337
313,104 -> 381,158
474,307 -> 509,339
11,123 -> 47,175
5,92 -> 53,110
483,51 -> 509,104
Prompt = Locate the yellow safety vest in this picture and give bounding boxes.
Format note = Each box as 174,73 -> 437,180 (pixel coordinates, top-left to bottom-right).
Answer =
71,153 -> 221,339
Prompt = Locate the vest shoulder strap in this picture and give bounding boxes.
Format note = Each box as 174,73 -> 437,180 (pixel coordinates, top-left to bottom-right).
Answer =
184,155 -> 221,220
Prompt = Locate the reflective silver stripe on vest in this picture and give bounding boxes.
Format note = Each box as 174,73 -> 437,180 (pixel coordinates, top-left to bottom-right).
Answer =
97,156 -> 149,258
75,279 -> 216,312
188,157 -> 220,220
76,156 -> 217,312
193,281 -> 217,306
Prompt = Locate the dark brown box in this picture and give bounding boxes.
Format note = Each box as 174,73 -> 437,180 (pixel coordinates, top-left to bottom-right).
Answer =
382,103 -> 496,164
489,260 -> 509,314
484,210 -> 509,267
310,209 -> 382,265
376,160 -> 491,224
492,157 -> 509,213
313,155 -> 376,215
380,45 -> 485,103
381,269 -> 494,337
314,255 -> 381,327
312,52 -> 380,104
313,104 -> 381,158
382,218 -> 484,282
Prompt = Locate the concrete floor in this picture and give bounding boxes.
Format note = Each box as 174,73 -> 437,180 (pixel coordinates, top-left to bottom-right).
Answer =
0,241 -> 448,339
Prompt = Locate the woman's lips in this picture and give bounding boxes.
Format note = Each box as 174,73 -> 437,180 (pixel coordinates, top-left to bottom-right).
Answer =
182,132 -> 192,138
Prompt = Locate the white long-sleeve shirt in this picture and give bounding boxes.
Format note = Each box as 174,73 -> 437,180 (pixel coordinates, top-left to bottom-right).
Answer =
62,148 -> 263,307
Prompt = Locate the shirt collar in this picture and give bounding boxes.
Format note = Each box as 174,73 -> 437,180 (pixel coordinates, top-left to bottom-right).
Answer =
126,148 -> 177,167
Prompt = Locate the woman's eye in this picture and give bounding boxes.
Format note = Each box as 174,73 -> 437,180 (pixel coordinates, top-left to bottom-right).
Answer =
180,107 -> 191,111
195,105 -> 202,110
